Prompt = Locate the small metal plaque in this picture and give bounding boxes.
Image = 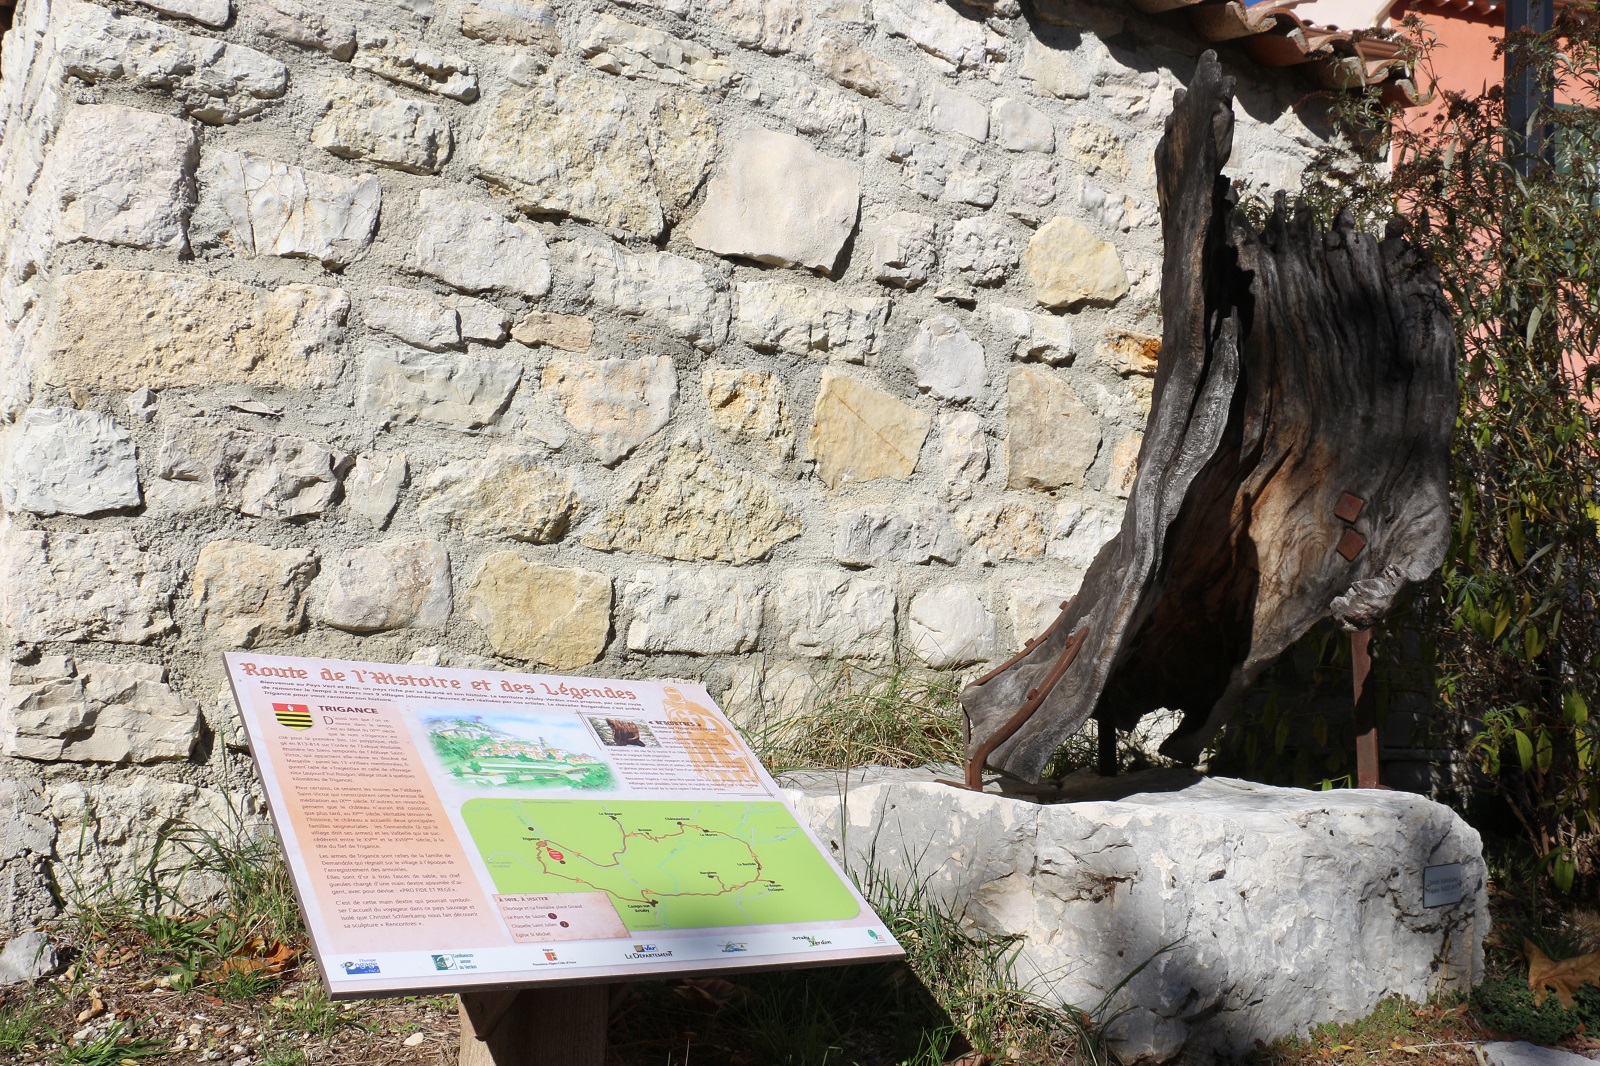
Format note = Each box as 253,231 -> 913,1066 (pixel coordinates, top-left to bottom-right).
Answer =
1424,862 -> 1465,908
1336,528 -> 1367,561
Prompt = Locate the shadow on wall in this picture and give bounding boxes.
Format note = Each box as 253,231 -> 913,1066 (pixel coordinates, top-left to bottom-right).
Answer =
1013,0 -> 1318,129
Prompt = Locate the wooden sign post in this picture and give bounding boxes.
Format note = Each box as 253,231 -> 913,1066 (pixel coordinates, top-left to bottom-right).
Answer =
223,653 -> 903,1065
458,987 -> 611,1066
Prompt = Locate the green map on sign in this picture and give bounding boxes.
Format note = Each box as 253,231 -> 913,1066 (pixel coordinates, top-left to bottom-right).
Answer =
460,799 -> 860,931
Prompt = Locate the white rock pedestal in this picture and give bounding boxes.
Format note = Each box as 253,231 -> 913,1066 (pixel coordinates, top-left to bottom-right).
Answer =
785,768 -> 1487,1064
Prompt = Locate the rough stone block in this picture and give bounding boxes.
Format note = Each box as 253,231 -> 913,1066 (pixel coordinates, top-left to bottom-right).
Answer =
419,446 -> 586,543
444,296 -> 511,343
561,241 -> 729,350
705,0 -> 805,53
1067,122 -> 1129,181
316,539 -> 451,633
360,347 -> 521,431
701,365 -> 793,463
151,420 -> 349,518
948,217 -> 1019,287
892,136 -> 997,207
312,78 -> 453,174
777,570 -> 895,660
1,408 -> 141,516
41,104 -> 197,253
1025,217 -> 1129,308
583,442 -> 801,563
938,410 -> 988,501
870,210 -> 939,289
1,530 -> 174,644
992,97 -> 1055,152
875,0 -> 988,69
1010,157 -> 1058,218
735,280 -> 888,362
687,128 -> 860,275
196,150 -> 381,268
907,584 -> 996,667
955,502 -> 1047,563
468,553 -> 611,667
579,14 -> 734,91
1483,1043 -> 1594,1066
363,286 -> 462,351
191,539 -> 318,647
543,355 -> 676,466
137,0 -> 229,23
987,304 -> 1073,365
789,771 -> 1487,1063
412,189 -> 551,297
623,567 -> 763,654
345,452 -> 407,527
0,930 -> 57,985
1006,365 -> 1101,491
512,311 -> 592,352
1021,38 -> 1091,99
813,29 -> 920,108
461,0 -> 560,50
40,269 -> 347,391
1009,582 -> 1078,645
928,84 -> 987,142
903,315 -> 986,402
1109,430 -> 1142,497
1048,500 -> 1120,569
1080,180 -> 1151,233
808,370 -> 931,489
60,1 -> 287,124
740,72 -> 865,154
255,0 -> 356,59
353,29 -> 479,101
835,503 -> 962,567
3,657 -> 201,763
475,72 -> 717,239
1100,328 -> 1162,377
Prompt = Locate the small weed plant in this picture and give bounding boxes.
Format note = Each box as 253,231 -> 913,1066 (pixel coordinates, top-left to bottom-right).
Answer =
741,657 -> 965,773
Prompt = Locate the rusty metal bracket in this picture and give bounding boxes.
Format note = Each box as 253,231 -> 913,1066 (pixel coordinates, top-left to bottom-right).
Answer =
945,623 -> 1090,792
969,598 -> 1074,689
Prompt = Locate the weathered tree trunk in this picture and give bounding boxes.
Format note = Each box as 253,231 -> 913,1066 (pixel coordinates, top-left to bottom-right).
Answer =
960,51 -> 1457,783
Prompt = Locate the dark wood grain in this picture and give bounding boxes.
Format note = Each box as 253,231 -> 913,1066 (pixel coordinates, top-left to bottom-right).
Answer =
960,51 -> 1456,782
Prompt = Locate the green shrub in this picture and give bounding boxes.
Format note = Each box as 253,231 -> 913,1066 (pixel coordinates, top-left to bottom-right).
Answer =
1470,976 -> 1600,1043
1304,10 -> 1600,887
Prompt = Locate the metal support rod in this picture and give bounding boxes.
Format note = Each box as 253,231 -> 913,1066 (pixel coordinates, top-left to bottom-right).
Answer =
1351,629 -> 1381,790
1504,0 -> 1556,174
1097,710 -> 1117,778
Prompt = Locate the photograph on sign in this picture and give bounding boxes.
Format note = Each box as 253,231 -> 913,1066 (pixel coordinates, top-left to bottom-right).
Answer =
223,652 -> 903,997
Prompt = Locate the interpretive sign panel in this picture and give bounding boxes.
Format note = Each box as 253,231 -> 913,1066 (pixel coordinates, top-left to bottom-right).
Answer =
224,652 -> 903,997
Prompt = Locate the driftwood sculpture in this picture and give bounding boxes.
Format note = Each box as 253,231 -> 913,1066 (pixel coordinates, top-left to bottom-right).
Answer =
960,51 -> 1457,785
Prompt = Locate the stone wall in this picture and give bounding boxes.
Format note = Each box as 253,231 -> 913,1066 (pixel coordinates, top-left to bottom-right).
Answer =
0,0 -> 1334,931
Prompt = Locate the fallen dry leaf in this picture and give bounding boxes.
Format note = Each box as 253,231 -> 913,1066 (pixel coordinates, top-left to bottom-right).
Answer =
1525,938 -> 1600,1008
201,941 -> 299,984
670,976 -> 740,1012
